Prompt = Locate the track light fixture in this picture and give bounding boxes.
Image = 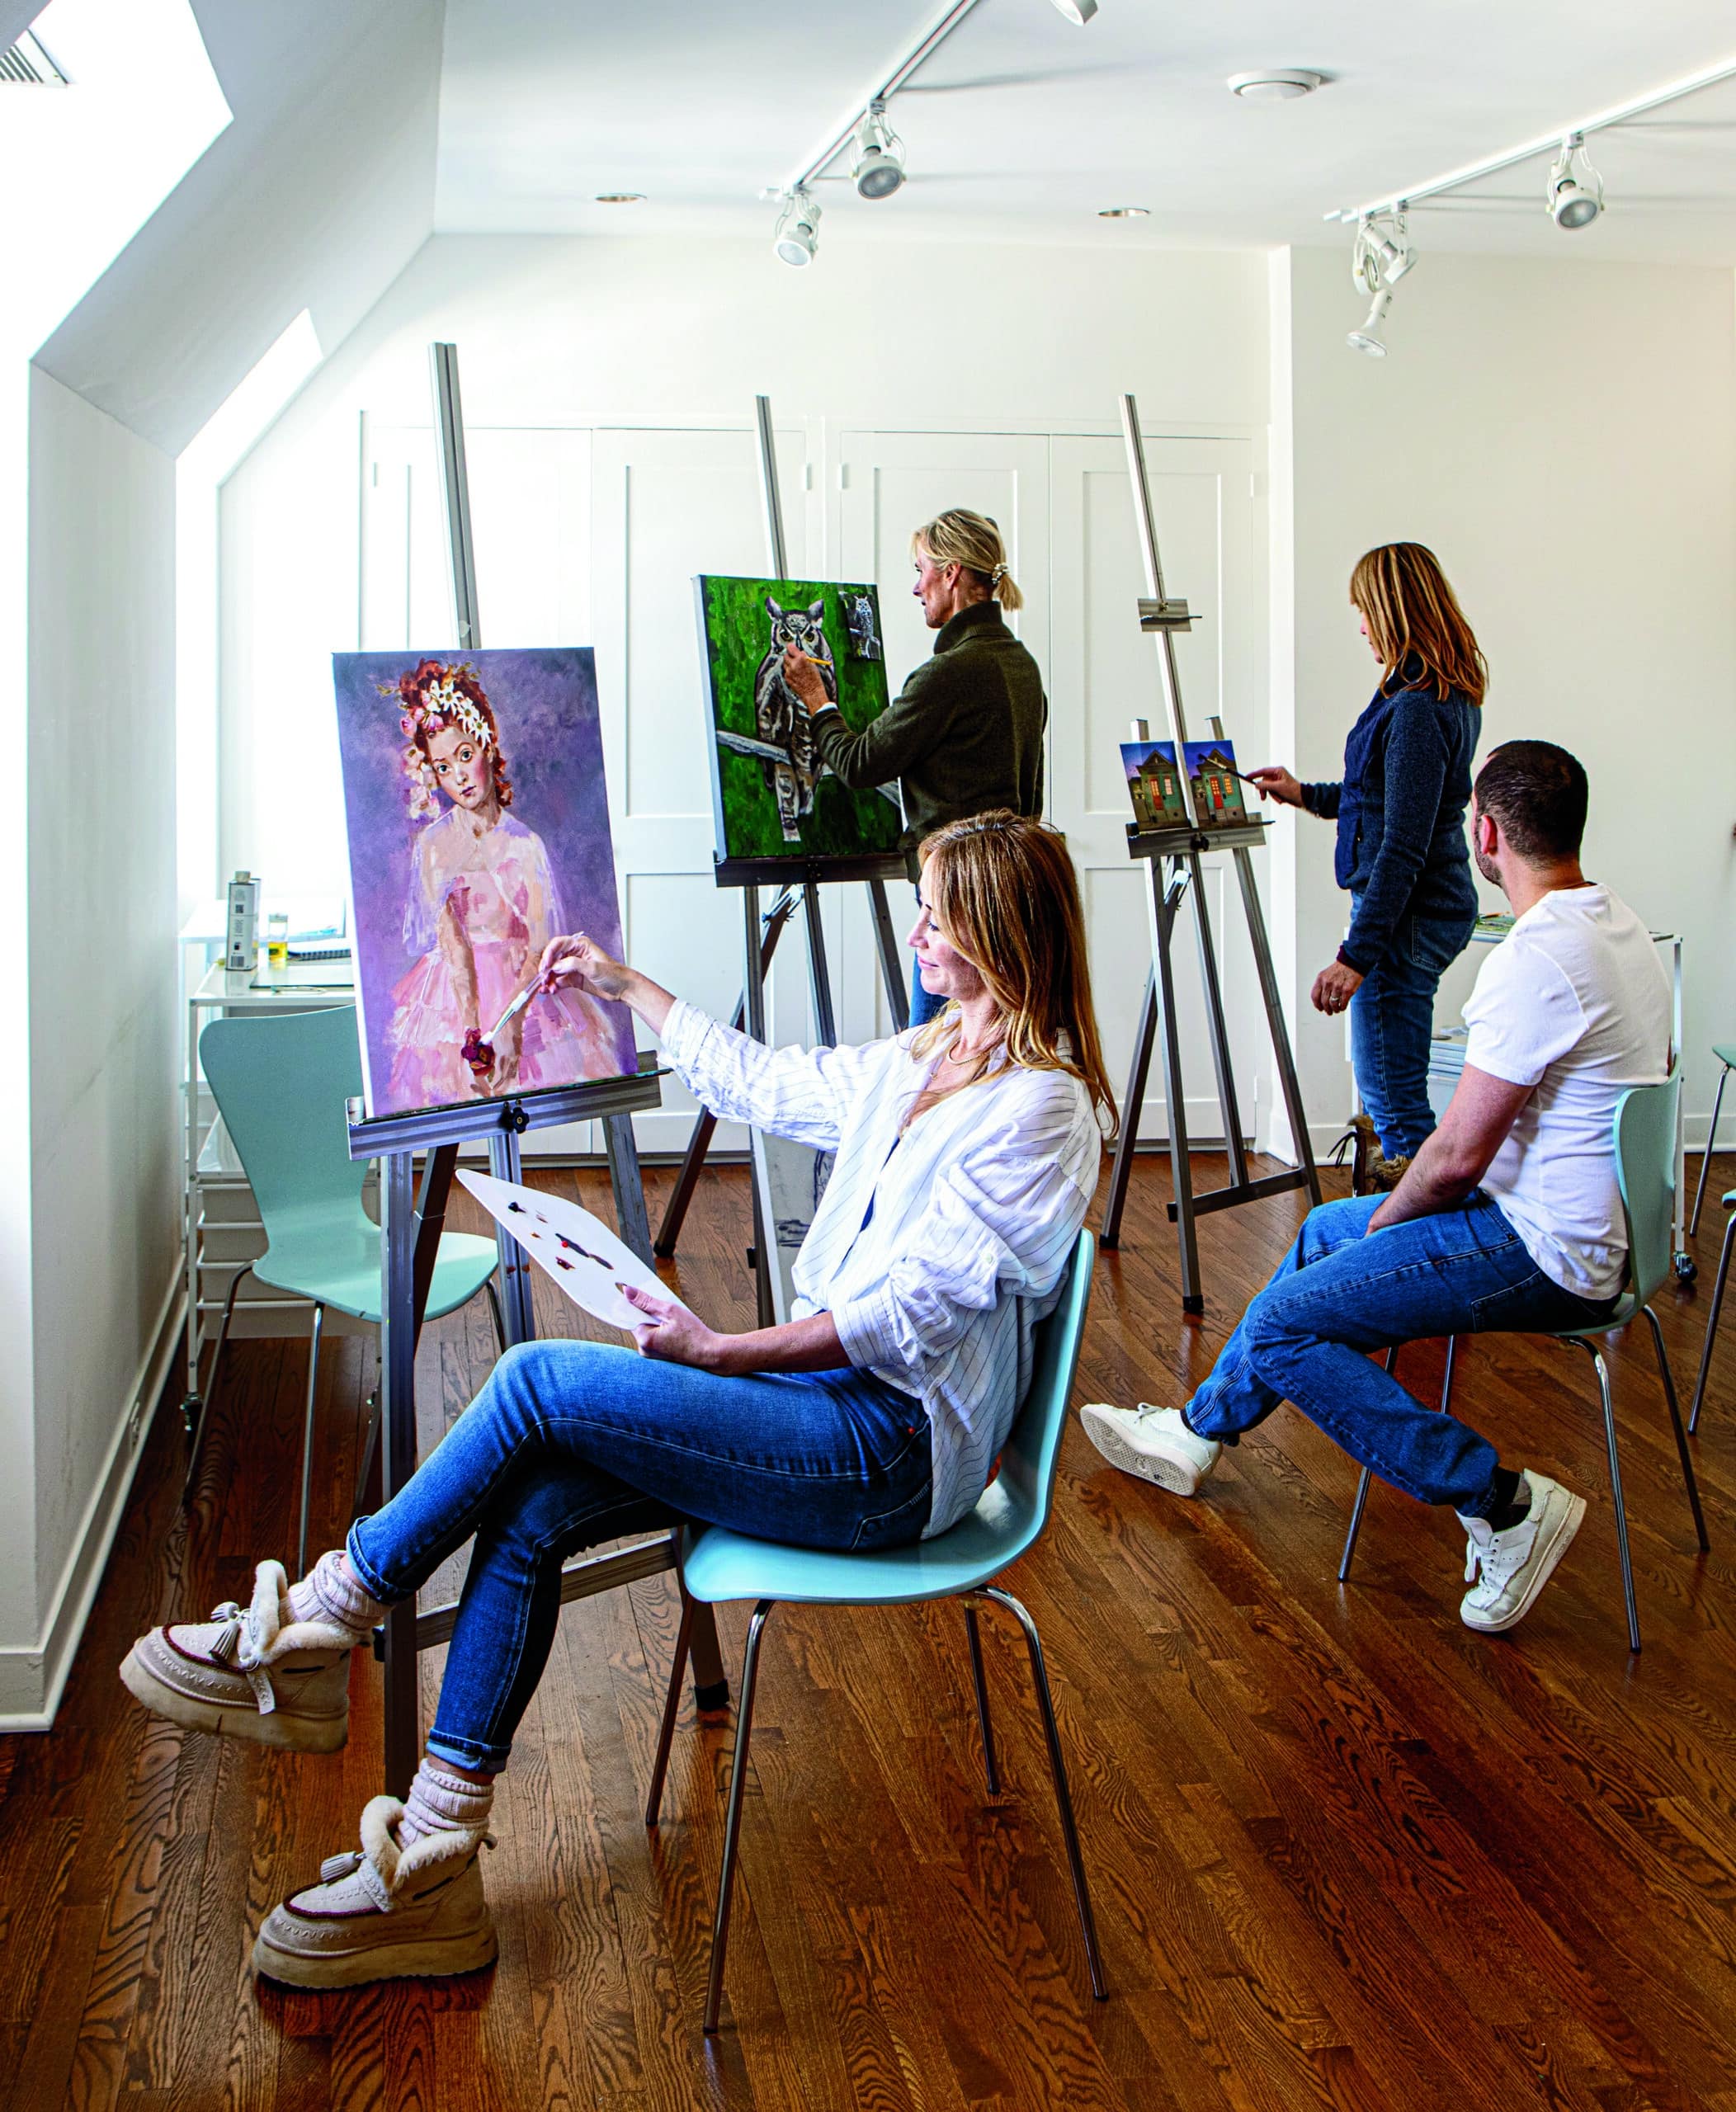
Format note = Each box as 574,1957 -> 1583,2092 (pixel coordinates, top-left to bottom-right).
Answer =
1546,134 -> 1604,229
851,100 -> 906,200
1347,286 -> 1393,358
1049,0 -> 1098,21
772,187 -> 821,267
1363,210 -> 1416,285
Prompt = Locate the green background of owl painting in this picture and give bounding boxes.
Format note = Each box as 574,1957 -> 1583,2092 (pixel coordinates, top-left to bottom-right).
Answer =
696,574 -> 902,866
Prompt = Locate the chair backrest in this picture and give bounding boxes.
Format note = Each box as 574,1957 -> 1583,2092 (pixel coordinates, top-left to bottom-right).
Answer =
1612,1070 -> 1681,1307
199,1006 -> 368,1241
988,1229 -> 1097,1535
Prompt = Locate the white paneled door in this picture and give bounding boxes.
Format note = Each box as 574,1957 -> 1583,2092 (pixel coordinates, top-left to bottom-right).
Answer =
833,430 -> 1051,1044
589,425 -> 810,1153
1049,433 -> 1264,1146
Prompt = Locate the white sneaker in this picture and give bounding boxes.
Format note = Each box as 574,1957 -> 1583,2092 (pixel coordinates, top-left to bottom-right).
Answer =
1458,1472 -> 1587,1634
1079,1402 -> 1221,1497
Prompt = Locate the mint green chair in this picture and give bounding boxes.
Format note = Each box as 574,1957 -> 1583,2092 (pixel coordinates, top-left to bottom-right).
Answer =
186,1006 -> 501,1573
1688,1184 -> 1733,1436
1338,1075 -> 1709,1651
645,1232 -> 1106,2034
1687,1041 -> 1736,1238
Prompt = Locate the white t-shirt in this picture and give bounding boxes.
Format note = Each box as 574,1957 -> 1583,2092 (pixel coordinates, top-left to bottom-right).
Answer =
1461,884 -> 1670,1300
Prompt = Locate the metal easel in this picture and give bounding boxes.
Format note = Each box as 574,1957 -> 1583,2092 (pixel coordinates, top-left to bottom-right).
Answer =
348,342 -> 726,1798
1098,393 -> 1320,1312
653,395 -> 909,1323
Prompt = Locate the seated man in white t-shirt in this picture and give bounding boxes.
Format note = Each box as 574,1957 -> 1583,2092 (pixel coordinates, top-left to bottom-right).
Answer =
1082,740 -> 1671,1636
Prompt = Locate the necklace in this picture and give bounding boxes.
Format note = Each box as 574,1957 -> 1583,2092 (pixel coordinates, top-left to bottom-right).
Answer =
946,1036 -> 996,1068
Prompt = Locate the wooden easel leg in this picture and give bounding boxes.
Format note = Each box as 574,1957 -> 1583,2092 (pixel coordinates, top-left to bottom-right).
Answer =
1187,850 -> 1250,1187
604,1111 -> 654,1266
1151,860 -> 1204,1313
380,1150 -> 421,1800
654,890 -> 800,1258
488,1129 -> 535,1343
1234,844 -> 1322,1205
867,876 -> 910,1032
1101,966 -> 1158,1249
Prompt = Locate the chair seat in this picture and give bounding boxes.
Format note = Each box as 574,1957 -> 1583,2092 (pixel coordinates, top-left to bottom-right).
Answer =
252,1214 -> 498,1323
1714,1043 -> 1736,1069
680,1479 -> 1042,1608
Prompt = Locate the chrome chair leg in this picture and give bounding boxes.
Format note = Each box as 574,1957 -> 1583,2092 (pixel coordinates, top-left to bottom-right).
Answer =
1337,1343 -> 1400,1582
182,1264 -> 252,1505
485,1278 -> 507,1355
1575,1340 -> 1641,1652
1689,1063 -> 1729,1239
296,1304 -> 324,1579
963,1601 -> 1000,1795
644,1586 -> 696,1827
979,1586 -> 1106,2001
1689,1209 -> 1734,1435
1642,1304 -> 1710,1552
705,1598 -> 774,2035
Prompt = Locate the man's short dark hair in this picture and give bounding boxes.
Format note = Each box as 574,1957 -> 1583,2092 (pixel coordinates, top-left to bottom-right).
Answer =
1473,740 -> 1587,861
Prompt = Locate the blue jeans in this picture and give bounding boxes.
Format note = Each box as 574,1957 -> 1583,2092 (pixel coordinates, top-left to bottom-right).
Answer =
347,1342 -> 932,1773
1185,1194 -> 1617,1513
1349,905 -> 1475,1158
909,959 -> 947,1030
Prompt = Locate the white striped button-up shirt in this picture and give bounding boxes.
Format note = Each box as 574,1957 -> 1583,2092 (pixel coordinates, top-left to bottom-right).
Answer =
659,1001 -> 1102,1536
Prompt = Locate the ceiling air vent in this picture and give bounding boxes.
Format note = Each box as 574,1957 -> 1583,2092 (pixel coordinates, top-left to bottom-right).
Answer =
1,31 -> 69,85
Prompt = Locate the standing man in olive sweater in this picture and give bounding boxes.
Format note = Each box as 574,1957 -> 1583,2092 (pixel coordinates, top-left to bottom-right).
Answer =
781,509 -> 1049,1025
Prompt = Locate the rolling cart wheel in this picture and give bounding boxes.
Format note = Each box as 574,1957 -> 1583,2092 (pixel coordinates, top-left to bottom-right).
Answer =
180,1393 -> 201,1439
1674,1252 -> 1697,1285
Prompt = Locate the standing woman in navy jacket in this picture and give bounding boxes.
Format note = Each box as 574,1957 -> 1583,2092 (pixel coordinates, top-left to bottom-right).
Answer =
1249,544 -> 1484,1168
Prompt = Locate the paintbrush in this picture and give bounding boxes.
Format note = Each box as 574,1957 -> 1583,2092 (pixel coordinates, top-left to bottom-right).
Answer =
486,983 -> 540,1043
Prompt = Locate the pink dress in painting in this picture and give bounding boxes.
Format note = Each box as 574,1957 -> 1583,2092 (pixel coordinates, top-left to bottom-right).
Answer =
385,808 -> 625,1108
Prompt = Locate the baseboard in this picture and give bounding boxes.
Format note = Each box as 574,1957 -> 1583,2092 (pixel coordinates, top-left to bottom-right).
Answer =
0,1272 -> 186,1732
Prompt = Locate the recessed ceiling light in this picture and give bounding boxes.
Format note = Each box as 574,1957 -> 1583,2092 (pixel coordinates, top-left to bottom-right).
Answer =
1228,70 -> 1325,102
595,192 -> 646,205
1098,205 -> 1150,219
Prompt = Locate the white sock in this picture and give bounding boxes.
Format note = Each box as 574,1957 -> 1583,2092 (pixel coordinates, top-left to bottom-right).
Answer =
287,1549 -> 388,1642
398,1756 -> 496,1848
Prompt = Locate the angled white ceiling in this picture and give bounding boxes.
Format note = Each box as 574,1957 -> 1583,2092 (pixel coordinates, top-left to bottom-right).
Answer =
435,0 -> 1736,263
32,0 -> 444,453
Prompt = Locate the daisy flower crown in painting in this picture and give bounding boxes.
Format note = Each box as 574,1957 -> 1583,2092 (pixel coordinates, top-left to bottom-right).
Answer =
383,658 -> 514,823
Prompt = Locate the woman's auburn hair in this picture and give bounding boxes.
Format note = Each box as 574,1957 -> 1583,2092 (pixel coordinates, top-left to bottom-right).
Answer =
910,810 -> 1117,1137
1349,543 -> 1487,708
910,508 -> 1026,613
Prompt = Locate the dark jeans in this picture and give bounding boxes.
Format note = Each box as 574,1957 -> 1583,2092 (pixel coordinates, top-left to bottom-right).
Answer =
1349,903 -> 1475,1158
347,1341 -> 932,1772
1186,1193 -> 1618,1512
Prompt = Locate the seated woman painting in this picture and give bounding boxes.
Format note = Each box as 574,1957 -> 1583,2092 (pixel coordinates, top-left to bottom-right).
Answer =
120,811 -> 1115,1990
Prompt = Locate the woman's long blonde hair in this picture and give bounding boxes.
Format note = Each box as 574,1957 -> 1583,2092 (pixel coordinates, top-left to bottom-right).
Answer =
1349,543 -> 1487,707
911,509 -> 1025,613
910,811 -> 1116,1135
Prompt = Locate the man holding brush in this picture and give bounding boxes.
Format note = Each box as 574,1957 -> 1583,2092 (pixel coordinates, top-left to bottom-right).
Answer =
781,508 -> 1046,1028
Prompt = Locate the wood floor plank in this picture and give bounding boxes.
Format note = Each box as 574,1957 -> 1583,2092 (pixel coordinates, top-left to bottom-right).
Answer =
2,1153 -> 1734,2109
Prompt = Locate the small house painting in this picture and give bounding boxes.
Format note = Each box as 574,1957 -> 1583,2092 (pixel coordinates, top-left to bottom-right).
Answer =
1183,741 -> 1248,824
1120,740 -> 1187,828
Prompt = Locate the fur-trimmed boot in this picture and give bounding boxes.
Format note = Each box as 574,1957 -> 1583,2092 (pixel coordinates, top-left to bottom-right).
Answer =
120,1558 -> 366,1753
252,1789 -> 498,1988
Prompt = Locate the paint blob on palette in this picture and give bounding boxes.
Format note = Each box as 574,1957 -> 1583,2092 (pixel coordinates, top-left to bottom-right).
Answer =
457,1171 -> 691,1333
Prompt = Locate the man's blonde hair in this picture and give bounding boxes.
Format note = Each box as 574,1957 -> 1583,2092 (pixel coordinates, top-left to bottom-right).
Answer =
911,509 -> 1025,613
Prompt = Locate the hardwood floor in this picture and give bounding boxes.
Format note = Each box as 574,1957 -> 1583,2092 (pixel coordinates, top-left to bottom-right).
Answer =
3,1152 -> 1734,2110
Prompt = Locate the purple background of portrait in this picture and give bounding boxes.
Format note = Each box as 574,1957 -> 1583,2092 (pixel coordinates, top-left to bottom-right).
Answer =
332,646 -> 634,1116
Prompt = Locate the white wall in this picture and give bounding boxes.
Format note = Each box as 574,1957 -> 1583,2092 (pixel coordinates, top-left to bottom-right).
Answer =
1277,245 -> 1736,1146
2,371 -> 183,1723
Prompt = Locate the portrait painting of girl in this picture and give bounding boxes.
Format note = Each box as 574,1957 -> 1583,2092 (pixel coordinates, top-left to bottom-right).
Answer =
333,648 -> 638,1119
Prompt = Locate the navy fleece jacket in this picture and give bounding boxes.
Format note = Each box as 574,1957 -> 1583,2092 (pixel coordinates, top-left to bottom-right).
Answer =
1301,678 -> 1479,974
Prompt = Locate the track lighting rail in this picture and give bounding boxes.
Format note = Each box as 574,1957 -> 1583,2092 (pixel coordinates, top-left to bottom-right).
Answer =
1324,50 -> 1736,224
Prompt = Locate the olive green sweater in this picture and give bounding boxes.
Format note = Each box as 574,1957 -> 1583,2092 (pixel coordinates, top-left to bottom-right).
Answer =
809,601 -> 1047,875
